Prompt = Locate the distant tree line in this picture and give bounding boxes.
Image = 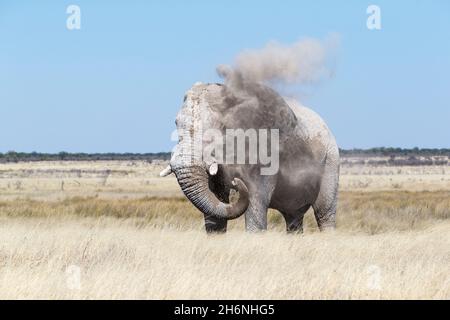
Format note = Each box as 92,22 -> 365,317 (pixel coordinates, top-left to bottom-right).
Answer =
0,151 -> 171,163
0,148 -> 449,164
339,147 -> 450,157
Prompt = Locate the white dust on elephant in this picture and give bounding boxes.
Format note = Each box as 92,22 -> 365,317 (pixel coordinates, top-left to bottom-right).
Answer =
215,35 -> 341,190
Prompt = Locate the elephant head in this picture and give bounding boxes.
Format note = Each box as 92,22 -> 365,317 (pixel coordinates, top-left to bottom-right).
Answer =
160,82 -> 250,220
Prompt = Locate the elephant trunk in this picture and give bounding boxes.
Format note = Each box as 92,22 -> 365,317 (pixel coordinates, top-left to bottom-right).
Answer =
174,165 -> 249,220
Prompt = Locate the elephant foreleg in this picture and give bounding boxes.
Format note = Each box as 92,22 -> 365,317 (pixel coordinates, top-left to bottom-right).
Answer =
244,199 -> 268,232
203,213 -> 227,233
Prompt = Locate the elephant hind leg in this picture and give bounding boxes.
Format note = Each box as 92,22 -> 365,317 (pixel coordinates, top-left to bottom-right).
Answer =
313,152 -> 339,231
313,200 -> 336,231
312,174 -> 338,231
282,204 -> 310,233
204,213 -> 227,233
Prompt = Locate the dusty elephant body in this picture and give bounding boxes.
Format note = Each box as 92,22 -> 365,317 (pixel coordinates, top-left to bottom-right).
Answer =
161,82 -> 339,233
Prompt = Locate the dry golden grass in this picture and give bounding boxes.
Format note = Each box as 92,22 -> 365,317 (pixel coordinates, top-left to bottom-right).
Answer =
0,191 -> 448,234
0,161 -> 449,299
0,218 -> 448,299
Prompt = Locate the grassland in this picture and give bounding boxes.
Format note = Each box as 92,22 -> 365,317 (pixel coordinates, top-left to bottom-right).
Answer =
0,160 -> 448,299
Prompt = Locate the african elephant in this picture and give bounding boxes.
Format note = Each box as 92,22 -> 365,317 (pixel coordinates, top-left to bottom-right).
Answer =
160,81 -> 339,233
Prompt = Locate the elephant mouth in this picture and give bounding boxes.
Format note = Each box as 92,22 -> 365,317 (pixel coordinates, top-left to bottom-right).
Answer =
173,165 -> 249,220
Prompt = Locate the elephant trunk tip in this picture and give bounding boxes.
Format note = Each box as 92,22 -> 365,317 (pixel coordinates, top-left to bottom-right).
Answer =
175,166 -> 249,220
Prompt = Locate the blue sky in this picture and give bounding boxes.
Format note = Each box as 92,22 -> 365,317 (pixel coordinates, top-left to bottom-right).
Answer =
1,1 -> 449,152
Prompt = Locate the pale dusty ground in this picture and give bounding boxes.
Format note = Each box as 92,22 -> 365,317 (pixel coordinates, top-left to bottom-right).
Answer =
1,160 -> 449,201
0,161 -> 176,200
340,164 -> 450,192
0,160 -> 449,299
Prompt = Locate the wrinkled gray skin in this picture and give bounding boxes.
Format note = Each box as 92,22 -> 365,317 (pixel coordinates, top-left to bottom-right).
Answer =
162,82 -> 339,233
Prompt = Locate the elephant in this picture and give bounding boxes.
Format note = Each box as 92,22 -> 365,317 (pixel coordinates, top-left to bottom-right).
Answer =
160,81 -> 339,233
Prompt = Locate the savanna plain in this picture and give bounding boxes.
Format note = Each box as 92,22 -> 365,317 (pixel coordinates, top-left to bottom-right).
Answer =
0,157 -> 448,299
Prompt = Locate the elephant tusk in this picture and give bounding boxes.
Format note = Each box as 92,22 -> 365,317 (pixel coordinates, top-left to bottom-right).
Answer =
159,165 -> 172,177
208,163 -> 218,176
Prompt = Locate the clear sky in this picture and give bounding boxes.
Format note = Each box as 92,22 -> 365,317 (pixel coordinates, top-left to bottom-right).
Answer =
1,0 -> 449,152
